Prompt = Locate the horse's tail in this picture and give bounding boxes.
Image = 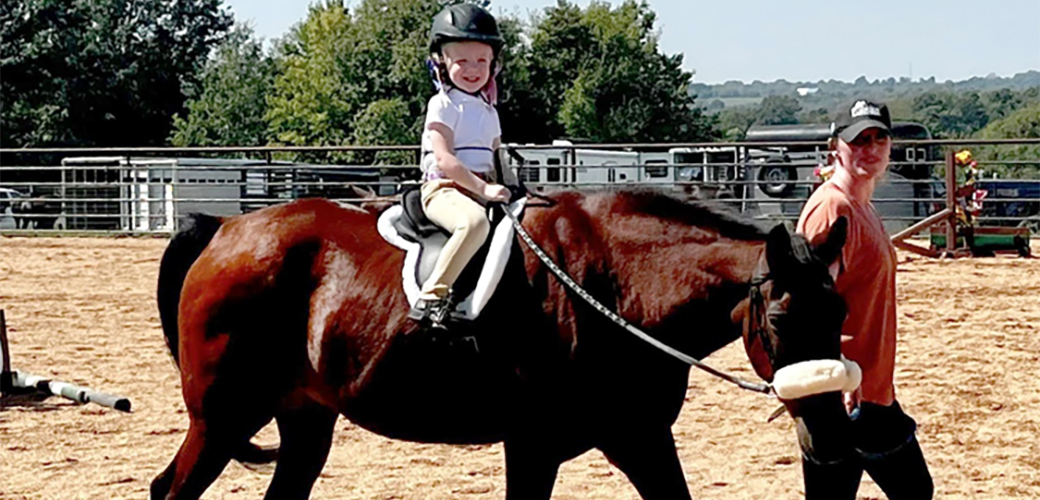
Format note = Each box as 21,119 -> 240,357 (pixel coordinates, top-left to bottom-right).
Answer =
156,213 -> 280,466
157,213 -> 224,363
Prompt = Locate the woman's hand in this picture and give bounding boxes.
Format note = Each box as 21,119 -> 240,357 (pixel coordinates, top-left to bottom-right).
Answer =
483,183 -> 510,202
844,386 -> 862,415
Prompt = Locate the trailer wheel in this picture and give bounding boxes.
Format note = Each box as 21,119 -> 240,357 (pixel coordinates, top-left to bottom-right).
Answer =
759,163 -> 795,197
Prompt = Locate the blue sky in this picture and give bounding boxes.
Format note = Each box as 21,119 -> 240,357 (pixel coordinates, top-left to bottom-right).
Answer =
223,0 -> 1040,84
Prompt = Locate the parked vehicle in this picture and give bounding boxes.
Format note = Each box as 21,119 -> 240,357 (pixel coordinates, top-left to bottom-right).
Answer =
506,124 -> 938,231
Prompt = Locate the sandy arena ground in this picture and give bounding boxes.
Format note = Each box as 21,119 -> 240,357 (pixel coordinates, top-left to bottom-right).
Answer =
1,236 -> 1038,500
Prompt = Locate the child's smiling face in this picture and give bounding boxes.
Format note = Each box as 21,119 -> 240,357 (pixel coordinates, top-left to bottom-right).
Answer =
440,41 -> 493,94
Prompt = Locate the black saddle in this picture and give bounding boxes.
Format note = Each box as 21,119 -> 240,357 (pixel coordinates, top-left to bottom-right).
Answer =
391,187 -> 494,303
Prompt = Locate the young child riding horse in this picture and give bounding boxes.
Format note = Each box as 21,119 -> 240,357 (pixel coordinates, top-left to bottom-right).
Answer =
409,4 -> 512,329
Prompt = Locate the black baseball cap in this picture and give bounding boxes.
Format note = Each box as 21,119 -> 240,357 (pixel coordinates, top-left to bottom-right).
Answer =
830,100 -> 892,142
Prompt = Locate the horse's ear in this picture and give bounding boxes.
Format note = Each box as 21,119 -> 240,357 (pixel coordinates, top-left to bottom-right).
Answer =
766,223 -> 793,278
813,216 -> 847,267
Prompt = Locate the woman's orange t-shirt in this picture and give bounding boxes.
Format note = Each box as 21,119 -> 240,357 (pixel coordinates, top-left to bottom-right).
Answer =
797,182 -> 897,406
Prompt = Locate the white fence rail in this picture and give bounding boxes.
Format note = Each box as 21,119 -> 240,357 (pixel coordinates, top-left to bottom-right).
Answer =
1,140 -> 1037,235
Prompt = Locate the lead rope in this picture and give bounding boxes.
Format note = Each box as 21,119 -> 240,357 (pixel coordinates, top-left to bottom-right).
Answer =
500,202 -> 774,395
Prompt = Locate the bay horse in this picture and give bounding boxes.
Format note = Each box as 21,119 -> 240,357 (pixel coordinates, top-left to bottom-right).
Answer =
152,189 -> 848,500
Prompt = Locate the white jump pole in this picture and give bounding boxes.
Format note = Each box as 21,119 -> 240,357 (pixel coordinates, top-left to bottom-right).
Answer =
0,309 -> 132,412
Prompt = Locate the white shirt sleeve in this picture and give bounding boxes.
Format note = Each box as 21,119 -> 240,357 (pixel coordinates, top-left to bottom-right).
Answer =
489,106 -> 502,140
425,93 -> 459,132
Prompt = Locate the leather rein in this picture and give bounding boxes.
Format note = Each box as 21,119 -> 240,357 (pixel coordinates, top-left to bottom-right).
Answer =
501,203 -> 775,395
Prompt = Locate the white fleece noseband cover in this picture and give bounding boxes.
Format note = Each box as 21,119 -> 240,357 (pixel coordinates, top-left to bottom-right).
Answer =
771,356 -> 862,400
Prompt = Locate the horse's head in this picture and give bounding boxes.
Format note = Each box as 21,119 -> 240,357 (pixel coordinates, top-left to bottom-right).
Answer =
741,217 -> 858,412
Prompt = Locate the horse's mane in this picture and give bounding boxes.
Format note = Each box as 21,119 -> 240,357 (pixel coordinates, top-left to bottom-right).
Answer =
571,189 -> 767,241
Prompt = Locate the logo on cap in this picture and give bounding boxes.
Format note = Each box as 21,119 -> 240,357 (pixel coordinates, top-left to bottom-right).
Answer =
850,100 -> 881,118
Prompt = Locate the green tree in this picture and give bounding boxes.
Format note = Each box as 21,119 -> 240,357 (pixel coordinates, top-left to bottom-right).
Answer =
351,98 -> 417,165
260,0 -> 715,152
714,107 -> 757,140
493,15 -> 542,143
519,0 -> 715,143
911,91 -> 990,138
755,95 -> 801,125
265,2 -> 357,148
264,0 -> 446,166
798,107 -> 831,125
1,0 -> 232,147
171,23 -> 275,147
974,103 -> 1040,178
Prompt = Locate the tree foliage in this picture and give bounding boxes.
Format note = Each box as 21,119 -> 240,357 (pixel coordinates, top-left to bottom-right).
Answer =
265,2 -> 357,148
351,98 -> 417,165
910,91 -> 989,138
259,0 -> 716,151
714,107 -> 758,141
517,0 -> 715,143
973,103 -> 1040,178
265,0 -> 439,153
171,23 -> 275,147
754,95 -> 801,126
713,95 -> 801,139
1,0 -> 232,147
692,71 -> 1039,102
23,0 -> 1032,154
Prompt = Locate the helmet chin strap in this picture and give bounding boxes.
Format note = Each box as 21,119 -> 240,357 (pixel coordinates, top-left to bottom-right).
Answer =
481,62 -> 501,104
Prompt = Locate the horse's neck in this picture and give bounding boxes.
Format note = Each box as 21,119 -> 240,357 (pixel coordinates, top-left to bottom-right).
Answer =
601,217 -> 765,329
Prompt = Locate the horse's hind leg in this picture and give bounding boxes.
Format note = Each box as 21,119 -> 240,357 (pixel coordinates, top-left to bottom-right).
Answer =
263,402 -> 338,500
152,331 -> 281,500
151,422 -> 234,500
152,396 -> 275,500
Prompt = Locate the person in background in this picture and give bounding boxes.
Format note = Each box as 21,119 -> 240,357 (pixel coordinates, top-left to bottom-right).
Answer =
795,99 -> 934,499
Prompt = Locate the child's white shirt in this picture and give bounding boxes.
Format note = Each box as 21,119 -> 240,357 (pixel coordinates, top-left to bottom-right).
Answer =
421,88 -> 501,180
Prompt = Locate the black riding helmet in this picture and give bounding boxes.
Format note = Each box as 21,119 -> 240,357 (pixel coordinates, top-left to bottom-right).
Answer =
429,3 -> 503,56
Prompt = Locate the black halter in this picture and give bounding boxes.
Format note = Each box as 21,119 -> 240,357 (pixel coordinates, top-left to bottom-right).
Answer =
747,272 -> 779,370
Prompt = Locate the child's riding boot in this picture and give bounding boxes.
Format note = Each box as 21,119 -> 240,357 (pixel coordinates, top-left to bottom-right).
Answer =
408,295 -> 453,330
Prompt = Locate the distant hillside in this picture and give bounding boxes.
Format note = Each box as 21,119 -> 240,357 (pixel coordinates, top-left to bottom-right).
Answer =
692,71 -> 1040,112
703,71 -> 1039,144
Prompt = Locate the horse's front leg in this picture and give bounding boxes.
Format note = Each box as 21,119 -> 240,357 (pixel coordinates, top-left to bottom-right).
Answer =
597,425 -> 693,500
264,402 -> 338,500
502,434 -> 574,500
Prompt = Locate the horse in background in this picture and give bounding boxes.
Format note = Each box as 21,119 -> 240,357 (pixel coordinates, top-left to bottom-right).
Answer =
152,189 -> 847,500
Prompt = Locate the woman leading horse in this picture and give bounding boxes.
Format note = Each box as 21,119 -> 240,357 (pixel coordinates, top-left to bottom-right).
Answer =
152,189 -> 848,500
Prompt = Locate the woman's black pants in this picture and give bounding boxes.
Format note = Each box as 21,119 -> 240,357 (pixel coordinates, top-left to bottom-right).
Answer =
796,398 -> 934,500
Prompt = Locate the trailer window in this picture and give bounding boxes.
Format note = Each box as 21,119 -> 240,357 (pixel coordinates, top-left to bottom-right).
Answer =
644,159 -> 669,178
546,158 -> 562,182
673,152 -> 704,165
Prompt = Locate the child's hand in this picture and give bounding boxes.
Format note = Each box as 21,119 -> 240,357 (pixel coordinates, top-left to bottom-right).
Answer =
482,184 -> 510,202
